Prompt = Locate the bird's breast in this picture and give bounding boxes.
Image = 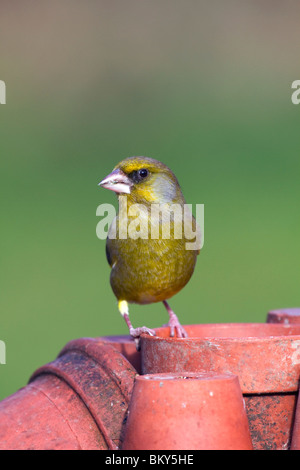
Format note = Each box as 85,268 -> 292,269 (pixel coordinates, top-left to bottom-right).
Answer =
107,224 -> 198,304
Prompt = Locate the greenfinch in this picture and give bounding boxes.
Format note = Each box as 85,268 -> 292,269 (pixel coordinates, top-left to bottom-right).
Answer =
99,156 -> 200,342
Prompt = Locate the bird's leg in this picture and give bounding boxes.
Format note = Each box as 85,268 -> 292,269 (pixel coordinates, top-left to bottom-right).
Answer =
118,300 -> 156,348
162,300 -> 188,338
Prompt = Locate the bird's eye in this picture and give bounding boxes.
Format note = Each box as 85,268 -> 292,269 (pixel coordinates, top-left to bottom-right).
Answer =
138,168 -> 148,178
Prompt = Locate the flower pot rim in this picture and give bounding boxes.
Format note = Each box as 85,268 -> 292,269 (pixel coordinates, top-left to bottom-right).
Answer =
136,371 -> 237,382
140,322 -> 300,343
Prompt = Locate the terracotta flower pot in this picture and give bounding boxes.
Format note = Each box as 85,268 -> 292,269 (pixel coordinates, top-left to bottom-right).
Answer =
122,372 -> 253,450
267,308 -> 300,325
140,323 -> 300,450
0,338 -> 137,450
269,310 -> 300,450
291,393 -> 300,450
99,335 -> 141,373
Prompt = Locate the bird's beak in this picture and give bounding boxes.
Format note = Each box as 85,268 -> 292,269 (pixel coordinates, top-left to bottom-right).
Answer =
98,169 -> 132,194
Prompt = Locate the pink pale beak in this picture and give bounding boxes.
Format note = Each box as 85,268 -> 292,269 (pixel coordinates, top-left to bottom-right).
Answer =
98,169 -> 132,194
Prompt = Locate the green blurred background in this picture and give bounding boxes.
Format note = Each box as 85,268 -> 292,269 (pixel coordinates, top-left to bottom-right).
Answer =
0,1 -> 299,400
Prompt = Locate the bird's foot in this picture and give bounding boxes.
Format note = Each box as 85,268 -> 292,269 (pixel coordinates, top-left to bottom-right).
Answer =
167,317 -> 188,338
162,300 -> 188,338
129,326 -> 156,350
129,326 -> 156,338
163,313 -> 188,338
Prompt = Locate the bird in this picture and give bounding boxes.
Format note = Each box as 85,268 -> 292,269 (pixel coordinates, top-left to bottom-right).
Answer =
98,156 -> 200,343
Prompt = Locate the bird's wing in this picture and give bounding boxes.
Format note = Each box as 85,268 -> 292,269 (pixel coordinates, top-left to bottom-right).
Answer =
105,239 -> 113,267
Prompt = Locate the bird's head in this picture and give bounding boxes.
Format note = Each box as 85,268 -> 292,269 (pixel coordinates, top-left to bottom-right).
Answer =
99,156 -> 184,205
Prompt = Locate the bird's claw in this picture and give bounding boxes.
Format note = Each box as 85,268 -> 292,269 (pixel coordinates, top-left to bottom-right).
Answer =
170,324 -> 188,338
129,326 -> 156,338
162,301 -> 188,338
164,314 -> 188,338
129,326 -> 156,350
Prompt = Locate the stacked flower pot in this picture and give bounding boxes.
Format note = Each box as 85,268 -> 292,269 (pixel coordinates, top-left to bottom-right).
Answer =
1,308 -> 300,450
